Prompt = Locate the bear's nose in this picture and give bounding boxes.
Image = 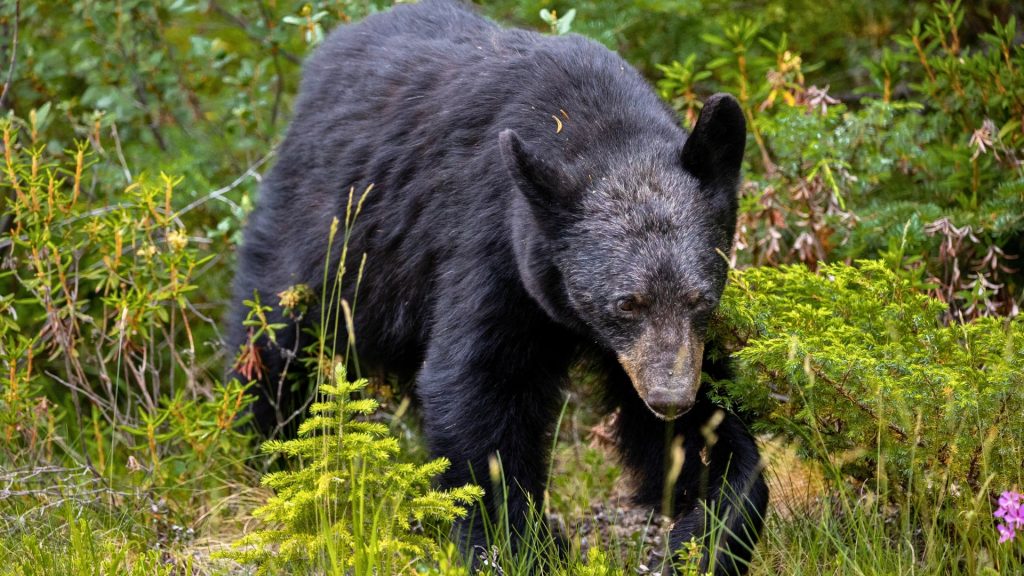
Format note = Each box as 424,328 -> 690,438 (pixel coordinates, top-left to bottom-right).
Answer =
644,387 -> 695,420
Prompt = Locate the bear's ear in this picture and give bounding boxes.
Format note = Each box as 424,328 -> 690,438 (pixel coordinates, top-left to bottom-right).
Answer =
499,129 -> 576,212
681,93 -> 746,185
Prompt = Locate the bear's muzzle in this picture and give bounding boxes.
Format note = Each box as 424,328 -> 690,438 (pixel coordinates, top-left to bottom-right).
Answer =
617,322 -> 704,420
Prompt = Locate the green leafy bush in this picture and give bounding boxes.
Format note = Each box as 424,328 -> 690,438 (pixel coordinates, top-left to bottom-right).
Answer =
482,0 -> 966,87
1,111 -> 253,470
713,260 -> 1023,493
0,110 -> 254,570
655,2 -> 1023,319
225,364 -> 483,575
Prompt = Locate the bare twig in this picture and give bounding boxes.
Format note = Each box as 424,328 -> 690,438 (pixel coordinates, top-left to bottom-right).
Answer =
0,466 -> 130,525
0,152 -> 272,253
176,150 -> 275,217
38,149 -> 273,228
0,0 -> 20,111
43,371 -> 114,426
108,5 -> 168,152
269,41 -> 286,127
0,1 -> 20,248
209,1 -> 301,65
258,0 -> 287,127
110,123 -> 133,184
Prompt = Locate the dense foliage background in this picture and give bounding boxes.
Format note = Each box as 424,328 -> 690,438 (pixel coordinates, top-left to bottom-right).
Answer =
1,0 -> 1022,574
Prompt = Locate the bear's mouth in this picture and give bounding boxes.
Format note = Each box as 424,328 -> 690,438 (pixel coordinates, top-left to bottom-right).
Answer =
640,396 -> 695,420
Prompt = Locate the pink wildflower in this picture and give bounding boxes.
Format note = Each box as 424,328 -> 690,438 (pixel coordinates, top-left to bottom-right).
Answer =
994,490 -> 1023,543
997,523 -> 1015,543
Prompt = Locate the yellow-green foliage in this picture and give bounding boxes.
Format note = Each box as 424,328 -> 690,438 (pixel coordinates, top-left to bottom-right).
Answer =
553,548 -> 620,576
6,506 -> 178,576
713,260 -> 1024,493
1,112 -> 254,505
226,364 -> 483,575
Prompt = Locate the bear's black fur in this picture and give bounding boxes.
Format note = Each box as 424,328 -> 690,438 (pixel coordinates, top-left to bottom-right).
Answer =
227,1 -> 767,573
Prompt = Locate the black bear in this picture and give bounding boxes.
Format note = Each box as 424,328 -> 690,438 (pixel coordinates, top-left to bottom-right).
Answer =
228,1 -> 767,573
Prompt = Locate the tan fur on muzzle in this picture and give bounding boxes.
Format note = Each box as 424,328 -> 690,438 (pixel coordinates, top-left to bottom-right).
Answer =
617,323 -> 704,420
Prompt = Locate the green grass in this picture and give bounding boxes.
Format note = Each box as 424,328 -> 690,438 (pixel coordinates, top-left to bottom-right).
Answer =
2,391 -> 1020,575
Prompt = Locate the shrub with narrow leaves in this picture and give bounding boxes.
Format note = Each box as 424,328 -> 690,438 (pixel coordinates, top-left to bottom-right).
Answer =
224,364 -> 483,575
711,260 -> 1024,493
654,2 -> 1024,320
1,112 -> 254,501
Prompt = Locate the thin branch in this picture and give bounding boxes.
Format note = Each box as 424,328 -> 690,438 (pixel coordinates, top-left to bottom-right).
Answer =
0,152 -> 274,253
176,150 -> 275,217
209,1 -> 301,65
110,123 -> 132,184
0,1 -> 18,252
815,367 -> 913,444
259,0 -> 287,127
44,371 -> 115,426
269,39 -> 286,127
0,0 -> 20,111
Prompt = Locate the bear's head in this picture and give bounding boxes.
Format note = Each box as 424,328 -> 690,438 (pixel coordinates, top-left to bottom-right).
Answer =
500,94 -> 745,420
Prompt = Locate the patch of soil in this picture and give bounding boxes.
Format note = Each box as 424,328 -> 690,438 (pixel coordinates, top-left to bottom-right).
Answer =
559,430 -> 825,572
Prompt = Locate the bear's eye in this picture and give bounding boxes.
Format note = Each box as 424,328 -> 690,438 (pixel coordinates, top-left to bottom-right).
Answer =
683,290 -> 703,307
615,295 -> 646,315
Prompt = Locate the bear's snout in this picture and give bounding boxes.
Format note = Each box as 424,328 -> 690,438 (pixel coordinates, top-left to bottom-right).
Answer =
643,386 -> 697,419
617,322 -> 704,420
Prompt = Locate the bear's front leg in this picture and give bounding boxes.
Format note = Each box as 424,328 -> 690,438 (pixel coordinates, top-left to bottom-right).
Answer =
608,364 -> 768,576
416,298 -> 574,565
664,408 -> 768,576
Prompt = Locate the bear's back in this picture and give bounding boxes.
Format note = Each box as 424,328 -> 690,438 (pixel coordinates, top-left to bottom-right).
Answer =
239,0 -> 686,377
342,0 -> 498,45
300,1 -> 515,98
293,0 -> 659,130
